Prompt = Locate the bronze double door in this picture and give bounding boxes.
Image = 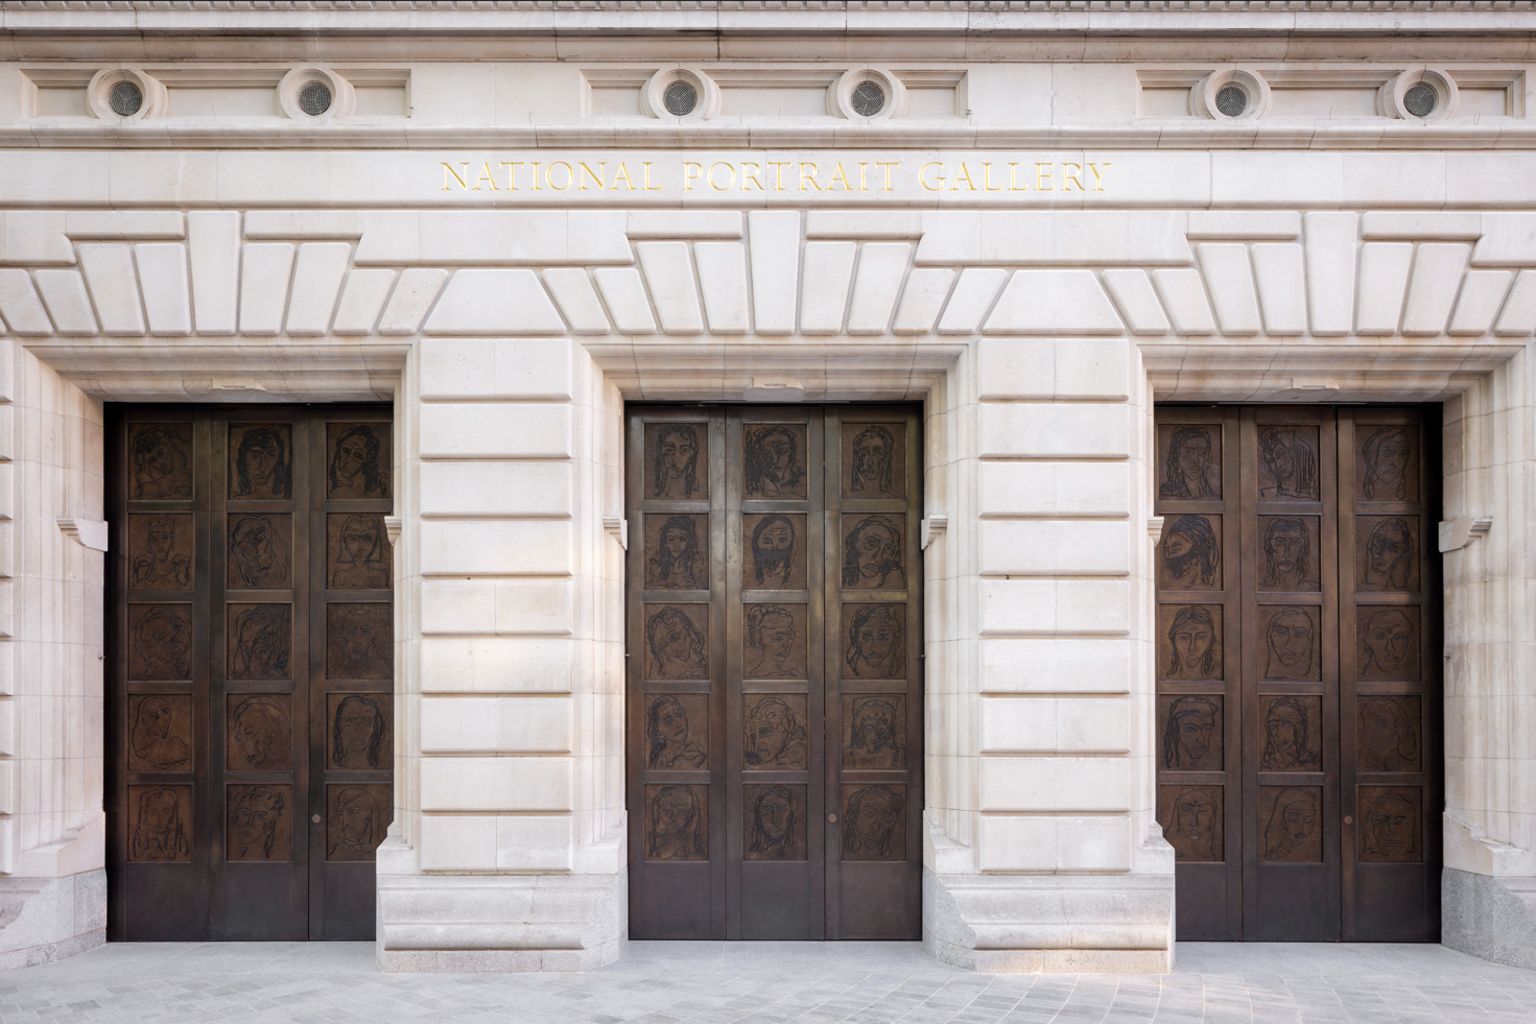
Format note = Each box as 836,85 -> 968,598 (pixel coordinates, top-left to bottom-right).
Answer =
626,405 -> 922,940
106,405 -> 395,941
1155,406 -> 1440,941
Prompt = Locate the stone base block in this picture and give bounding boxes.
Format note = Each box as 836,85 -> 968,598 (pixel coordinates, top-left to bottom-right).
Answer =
0,870 -> 106,971
377,870 -> 625,973
923,868 -> 1173,974
1443,868 -> 1536,970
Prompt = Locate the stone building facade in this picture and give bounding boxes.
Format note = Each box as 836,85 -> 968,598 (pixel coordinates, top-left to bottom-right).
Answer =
0,0 -> 1531,974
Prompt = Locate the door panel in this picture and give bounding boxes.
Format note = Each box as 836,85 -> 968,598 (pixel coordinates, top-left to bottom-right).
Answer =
108,405 -> 394,942
1155,405 -> 1440,942
626,406 -> 921,941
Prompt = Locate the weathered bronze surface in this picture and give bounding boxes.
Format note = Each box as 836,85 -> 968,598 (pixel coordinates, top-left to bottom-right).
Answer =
108,406 -> 395,942
626,407 -> 921,941
1154,406 -> 1439,943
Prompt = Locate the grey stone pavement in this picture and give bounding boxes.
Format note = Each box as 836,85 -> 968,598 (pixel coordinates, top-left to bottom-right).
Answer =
0,940 -> 1532,1024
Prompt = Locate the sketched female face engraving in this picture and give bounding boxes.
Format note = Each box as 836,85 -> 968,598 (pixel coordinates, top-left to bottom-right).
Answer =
330,514 -> 387,589
842,515 -> 903,589
1362,792 -> 1419,861
1361,609 -> 1414,679
848,698 -> 901,768
744,425 -> 802,497
1365,519 -> 1414,589
1166,788 -> 1219,860
1261,517 -> 1311,589
746,605 -> 799,678
230,785 -> 286,859
646,695 -> 706,769
846,605 -> 903,678
1162,696 -> 1218,769
748,786 -> 797,859
844,787 -> 903,860
1165,606 -> 1217,680
233,425 -> 290,498
329,786 -> 380,859
329,425 -> 385,497
1261,697 -> 1318,770
1359,698 -> 1419,771
332,694 -> 386,769
652,425 -> 701,498
649,515 -> 704,589
646,607 -> 706,678
745,697 -> 806,768
850,424 -> 896,494
749,514 -> 796,588
1264,608 -> 1315,679
130,425 -> 191,499
1259,426 -> 1318,500
132,515 -> 190,589
1263,789 -> 1319,860
1161,515 -> 1219,588
1161,427 -> 1217,499
647,785 -> 704,860
230,514 -> 281,587
131,786 -> 189,861
231,696 -> 287,768
1362,427 -> 1411,500
130,696 -> 190,770
232,605 -> 289,679
133,607 -> 191,679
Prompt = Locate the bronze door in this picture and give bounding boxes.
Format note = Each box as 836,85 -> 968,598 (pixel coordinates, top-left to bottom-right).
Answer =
626,406 -> 922,940
107,405 -> 394,941
1155,406 -> 1439,941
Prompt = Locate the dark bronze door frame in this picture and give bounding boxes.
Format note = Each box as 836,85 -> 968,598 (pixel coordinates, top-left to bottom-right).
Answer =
107,404 -> 394,941
625,405 -> 922,940
1156,405 -> 1441,941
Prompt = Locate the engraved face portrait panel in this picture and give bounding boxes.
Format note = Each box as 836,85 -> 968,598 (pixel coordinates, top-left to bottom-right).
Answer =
644,693 -> 708,770
742,513 -> 807,590
1158,785 -> 1223,862
743,694 -> 808,770
643,604 -> 708,680
742,422 -> 807,500
226,783 -> 292,862
228,423 -> 293,499
1158,423 -> 1221,500
1357,516 -> 1420,592
227,603 -> 291,680
227,513 -> 292,590
326,783 -> 391,862
1357,425 -> 1418,503
744,784 -> 808,861
226,694 -> 292,771
1259,696 -> 1323,771
328,693 -> 392,770
1159,514 -> 1222,591
841,514 -> 906,590
842,784 -> 906,861
1358,696 -> 1423,773
128,514 -> 193,591
326,603 -> 392,680
128,422 -> 194,501
843,603 -> 905,680
1158,604 -> 1222,681
127,784 -> 192,862
1260,605 -> 1321,682
127,604 -> 193,680
326,422 -> 391,499
643,783 -> 708,861
644,513 -> 709,590
842,421 -> 906,500
1258,515 -> 1320,592
843,694 -> 907,770
126,694 -> 193,772
1259,786 -> 1322,862
1158,695 -> 1223,771
744,603 -> 807,680
1258,425 -> 1321,501
327,513 -> 391,590
1359,786 -> 1422,862
645,422 -> 707,501
1358,606 -> 1420,682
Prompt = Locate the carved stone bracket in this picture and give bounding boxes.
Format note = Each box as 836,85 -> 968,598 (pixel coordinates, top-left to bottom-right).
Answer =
57,518 -> 108,552
383,515 -> 403,549
1147,515 -> 1165,547
604,516 -> 628,551
921,514 -> 948,550
1438,516 -> 1493,553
